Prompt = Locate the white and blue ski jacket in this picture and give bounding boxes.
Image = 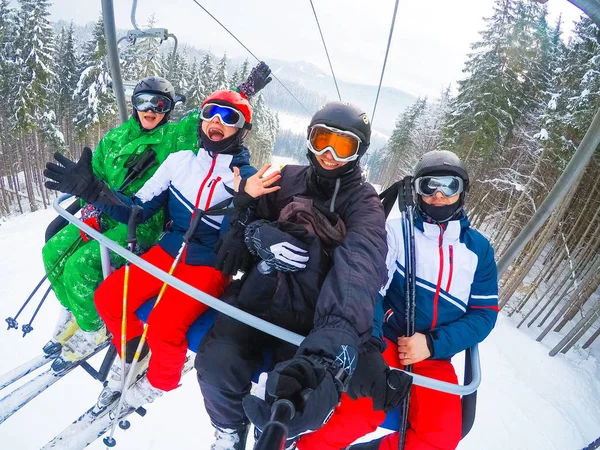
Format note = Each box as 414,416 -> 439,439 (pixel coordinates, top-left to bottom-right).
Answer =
375,211 -> 499,360
98,148 -> 256,267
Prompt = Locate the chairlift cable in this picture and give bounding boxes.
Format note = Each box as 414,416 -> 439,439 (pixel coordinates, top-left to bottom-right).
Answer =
371,0 -> 400,124
190,0 -> 312,115
308,0 -> 342,101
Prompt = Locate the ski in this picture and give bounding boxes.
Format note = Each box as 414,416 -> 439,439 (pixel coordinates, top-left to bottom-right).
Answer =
0,341 -> 110,425
41,356 -> 194,450
0,351 -> 59,391
41,400 -> 138,450
583,437 -> 600,450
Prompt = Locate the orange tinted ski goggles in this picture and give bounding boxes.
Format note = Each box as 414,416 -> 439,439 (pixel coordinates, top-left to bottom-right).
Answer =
308,125 -> 362,162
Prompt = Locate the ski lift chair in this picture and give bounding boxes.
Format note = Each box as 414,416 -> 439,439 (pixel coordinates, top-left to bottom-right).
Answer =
55,194 -> 481,444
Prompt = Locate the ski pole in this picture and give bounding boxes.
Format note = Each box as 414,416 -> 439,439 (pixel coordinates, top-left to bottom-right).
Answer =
104,208 -> 203,448
5,275 -> 47,330
21,285 -> 53,337
5,236 -> 82,331
398,176 -> 415,450
118,206 -> 144,403
255,399 -> 296,450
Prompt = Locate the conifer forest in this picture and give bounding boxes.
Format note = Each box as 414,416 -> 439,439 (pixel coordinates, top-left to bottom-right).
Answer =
0,0 -> 598,355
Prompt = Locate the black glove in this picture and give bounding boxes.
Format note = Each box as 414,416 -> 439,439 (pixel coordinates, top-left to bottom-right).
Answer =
215,217 -> 254,275
243,355 -> 341,439
347,339 -> 413,413
244,220 -> 309,272
237,61 -> 272,99
44,148 -> 121,205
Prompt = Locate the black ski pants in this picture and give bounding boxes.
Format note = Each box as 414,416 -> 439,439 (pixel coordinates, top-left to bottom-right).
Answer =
195,312 -> 296,429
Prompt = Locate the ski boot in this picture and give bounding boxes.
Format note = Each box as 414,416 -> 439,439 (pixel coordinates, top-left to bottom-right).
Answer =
124,376 -> 165,409
51,325 -> 108,372
211,423 -> 249,450
42,308 -> 79,356
94,352 -> 151,415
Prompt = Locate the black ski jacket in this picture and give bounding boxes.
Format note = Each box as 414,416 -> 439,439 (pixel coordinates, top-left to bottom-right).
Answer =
238,164 -> 387,358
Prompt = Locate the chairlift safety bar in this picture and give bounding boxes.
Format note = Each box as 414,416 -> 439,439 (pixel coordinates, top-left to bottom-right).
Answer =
53,194 -> 480,395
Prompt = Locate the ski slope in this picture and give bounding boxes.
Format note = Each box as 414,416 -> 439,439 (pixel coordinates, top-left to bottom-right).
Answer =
0,207 -> 599,449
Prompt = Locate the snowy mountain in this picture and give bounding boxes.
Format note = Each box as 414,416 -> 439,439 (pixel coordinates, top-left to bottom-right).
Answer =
231,57 -> 416,135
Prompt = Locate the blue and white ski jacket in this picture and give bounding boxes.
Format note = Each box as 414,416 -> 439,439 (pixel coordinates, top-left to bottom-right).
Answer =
375,211 -> 499,360
99,148 -> 256,266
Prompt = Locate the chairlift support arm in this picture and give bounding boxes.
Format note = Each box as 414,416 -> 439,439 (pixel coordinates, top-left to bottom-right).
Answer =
129,0 -> 178,76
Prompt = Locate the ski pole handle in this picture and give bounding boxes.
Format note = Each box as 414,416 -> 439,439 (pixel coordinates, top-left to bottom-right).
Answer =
403,176 -> 414,207
127,205 -> 144,244
255,399 -> 296,450
183,208 -> 204,245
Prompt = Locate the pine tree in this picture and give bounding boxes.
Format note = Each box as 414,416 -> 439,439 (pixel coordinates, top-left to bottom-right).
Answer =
73,15 -> 117,141
380,98 -> 427,188
11,0 -> 56,133
545,17 -> 600,155
10,0 -> 60,211
238,59 -> 251,82
199,53 -> 215,99
443,0 -> 548,162
230,58 -> 250,88
135,14 -> 164,78
119,41 -> 143,81
187,57 -> 206,110
0,0 -> 15,119
212,53 -> 229,91
0,0 -> 18,215
245,93 -> 279,168
55,23 -> 79,152
168,50 -> 190,95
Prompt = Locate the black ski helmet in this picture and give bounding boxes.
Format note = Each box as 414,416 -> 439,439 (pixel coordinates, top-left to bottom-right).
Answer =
306,101 -> 371,179
413,150 -> 470,223
131,76 -> 176,128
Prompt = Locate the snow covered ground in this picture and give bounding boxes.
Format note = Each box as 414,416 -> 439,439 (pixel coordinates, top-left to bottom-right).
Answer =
0,207 -> 599,449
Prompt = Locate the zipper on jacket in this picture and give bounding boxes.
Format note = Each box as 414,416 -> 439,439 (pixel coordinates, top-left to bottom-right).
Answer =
194,155 -> 218,210
204,176 -> 222,210
184,155 -> 218,262
431,224 -> 446,329
445,244 -> 454,292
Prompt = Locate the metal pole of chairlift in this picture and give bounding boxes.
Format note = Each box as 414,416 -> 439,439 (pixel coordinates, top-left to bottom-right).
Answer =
101,0 -> 129,125
567,0 -> 600,23
496,0 -> 600,277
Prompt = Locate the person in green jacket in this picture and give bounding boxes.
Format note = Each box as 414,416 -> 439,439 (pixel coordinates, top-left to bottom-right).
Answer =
41,76 -> 200,366
42,62 -> 273,371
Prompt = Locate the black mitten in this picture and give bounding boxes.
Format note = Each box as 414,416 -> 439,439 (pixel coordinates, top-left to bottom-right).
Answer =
243,355 -> 340,439
347,339 -> 412,413
237,61 -> 272,99
215,217 -> 254,275
44,148 -> 121,205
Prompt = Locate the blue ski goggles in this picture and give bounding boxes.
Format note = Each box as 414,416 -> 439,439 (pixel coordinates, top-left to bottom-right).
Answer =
132,92 -> 173,114
414,176 -> 464,197
200,103 -> 247,129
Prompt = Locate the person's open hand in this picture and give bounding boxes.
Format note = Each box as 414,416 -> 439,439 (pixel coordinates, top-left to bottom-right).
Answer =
234,164 -> 280,198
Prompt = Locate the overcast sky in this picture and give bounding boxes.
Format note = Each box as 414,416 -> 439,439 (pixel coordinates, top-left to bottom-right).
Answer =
45,0 -> 584,97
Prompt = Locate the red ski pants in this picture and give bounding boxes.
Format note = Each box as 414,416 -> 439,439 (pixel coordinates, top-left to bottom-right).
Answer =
298,339 -> 462,450
95,245 -> 228,391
